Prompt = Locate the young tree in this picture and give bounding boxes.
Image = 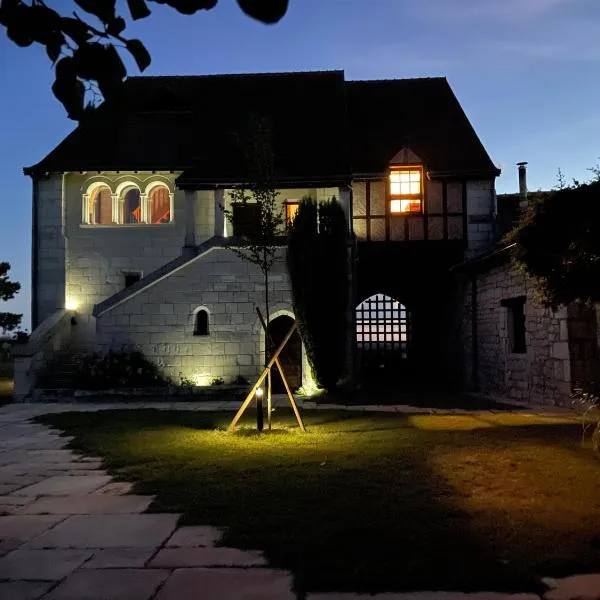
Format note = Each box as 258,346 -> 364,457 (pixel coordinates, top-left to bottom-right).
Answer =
287,197 -> 348,391
0,0 -> 289,120
0,262 -> 22,335
222,116 -> 285,430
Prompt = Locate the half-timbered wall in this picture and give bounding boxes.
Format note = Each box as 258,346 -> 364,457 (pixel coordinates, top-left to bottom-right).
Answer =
352,179 -> 466,243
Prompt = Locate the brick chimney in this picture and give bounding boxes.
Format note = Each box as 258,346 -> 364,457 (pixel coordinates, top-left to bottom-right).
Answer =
517,162 -> 528,209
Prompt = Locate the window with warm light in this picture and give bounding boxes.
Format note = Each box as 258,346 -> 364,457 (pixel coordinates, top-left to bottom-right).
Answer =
285,201 -> 299,226
389,168 -> 422,213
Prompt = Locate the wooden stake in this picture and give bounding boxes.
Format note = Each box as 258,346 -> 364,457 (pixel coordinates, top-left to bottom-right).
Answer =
256,308 -> 306,433
227,322 -> 298,432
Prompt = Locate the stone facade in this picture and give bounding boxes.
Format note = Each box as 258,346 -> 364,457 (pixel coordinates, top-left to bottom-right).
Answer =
462,262 -> 572,405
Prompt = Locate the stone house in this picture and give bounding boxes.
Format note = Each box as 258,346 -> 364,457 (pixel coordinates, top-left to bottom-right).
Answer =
16,69 -> 588,405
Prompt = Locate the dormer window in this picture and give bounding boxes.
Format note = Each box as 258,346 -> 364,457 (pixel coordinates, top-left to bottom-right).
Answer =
389,167 -> 422,213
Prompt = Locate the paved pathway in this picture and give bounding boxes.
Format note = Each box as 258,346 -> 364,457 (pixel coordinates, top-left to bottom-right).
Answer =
0,402 -> 596,600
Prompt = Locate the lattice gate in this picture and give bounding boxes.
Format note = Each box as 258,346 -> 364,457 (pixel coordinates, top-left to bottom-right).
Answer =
356,293 -> 411,383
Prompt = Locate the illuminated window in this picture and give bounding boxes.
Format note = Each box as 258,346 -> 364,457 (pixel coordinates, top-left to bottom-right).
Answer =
88,185 -> 113,224
285,201 -> 299,226
389,168 -> 422,213
121,187 -> 141,224
148,185 -> 171,224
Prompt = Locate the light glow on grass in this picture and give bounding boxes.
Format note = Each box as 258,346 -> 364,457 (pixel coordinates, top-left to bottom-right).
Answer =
38,408 -> 599,596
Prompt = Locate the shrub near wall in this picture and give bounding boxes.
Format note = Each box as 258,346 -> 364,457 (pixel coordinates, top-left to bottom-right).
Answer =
75,350 -> 168,390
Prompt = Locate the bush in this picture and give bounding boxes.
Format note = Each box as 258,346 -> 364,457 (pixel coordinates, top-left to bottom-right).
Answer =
74,350 -> 168,390
232,374 -> 249,385
571,380 -> 600,453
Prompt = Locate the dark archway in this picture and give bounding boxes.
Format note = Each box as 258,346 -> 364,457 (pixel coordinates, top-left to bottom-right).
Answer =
267,315 -> 302,393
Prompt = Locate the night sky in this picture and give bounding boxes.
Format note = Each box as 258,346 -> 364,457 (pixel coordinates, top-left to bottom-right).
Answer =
1,0 -> 599,328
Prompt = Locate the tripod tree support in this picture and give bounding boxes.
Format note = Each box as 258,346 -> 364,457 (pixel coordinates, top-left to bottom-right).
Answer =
227,315 -> 306,433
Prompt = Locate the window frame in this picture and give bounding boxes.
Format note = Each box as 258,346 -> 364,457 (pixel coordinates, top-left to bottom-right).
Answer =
193,307 -> 210,336
284,201 -> 300,227
388,165 -> 424,215
501,296 -> 527,354
81,180 -> 175,227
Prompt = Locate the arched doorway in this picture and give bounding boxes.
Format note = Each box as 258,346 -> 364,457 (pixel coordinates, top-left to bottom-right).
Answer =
356,293 -> 411,386
267,315 -> 302,393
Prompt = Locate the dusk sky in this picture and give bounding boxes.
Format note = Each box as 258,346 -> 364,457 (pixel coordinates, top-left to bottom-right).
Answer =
1,0 -> 599,328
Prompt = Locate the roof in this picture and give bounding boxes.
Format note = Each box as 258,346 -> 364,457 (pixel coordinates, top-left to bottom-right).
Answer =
346,77 -> 499,177
25,71 -> 499,183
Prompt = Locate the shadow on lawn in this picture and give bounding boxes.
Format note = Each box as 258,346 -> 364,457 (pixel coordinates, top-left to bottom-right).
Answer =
38,409 -> 591,596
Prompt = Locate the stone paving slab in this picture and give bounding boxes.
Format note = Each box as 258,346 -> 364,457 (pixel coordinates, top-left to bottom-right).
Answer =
0,548 -> 92,580
148,547 -> 266,568
543,574 -> 600,600
0,581 -> 53,600
0,515 -> 65,544
17,494 -> 153,515
91,481 -> 134,495
28,514 -> 180,549
13,475 -> 111,496
82,547 -> 157,569
43,568 -> 171,600
165,525 -> 223,548
153,567 -> 295,600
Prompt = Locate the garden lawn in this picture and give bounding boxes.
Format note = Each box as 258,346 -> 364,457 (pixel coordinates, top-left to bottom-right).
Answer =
38,409 -> 600,596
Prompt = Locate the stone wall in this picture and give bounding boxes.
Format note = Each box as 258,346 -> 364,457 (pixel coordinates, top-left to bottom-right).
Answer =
462,262 -> 571,406
95,246 -> 303,387
35,175 -> 67,326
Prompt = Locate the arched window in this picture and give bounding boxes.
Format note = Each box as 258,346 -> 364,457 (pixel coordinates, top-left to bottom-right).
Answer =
356,293 -> 409,358
148,185 -> 171,223
88,185 -> 112,224
121,187 -> 141,224
194,309 -> 209,336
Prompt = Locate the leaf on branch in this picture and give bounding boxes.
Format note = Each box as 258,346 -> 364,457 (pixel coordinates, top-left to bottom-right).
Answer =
155,0 -> 217,16
0,312 -> 22,334
127,0 -> 152,20
61,17 -> 93,45
107,16 -> 126,36
45,32 -> 66,64
52,61 -> 85,120
74,0 -> 117,24
126,39 -> 151,71
236,0 -> 288,24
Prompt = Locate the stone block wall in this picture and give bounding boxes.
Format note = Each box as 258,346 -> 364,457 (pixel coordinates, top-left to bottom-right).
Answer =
95,246 -> 300,386
35,174 -> 67,325
462,262 -> 571,405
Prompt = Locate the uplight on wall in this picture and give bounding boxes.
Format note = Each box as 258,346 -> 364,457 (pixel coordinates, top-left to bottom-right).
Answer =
65,299 -> 79,311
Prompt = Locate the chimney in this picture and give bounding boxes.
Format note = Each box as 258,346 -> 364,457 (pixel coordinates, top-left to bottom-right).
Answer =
517,162 -> 528,208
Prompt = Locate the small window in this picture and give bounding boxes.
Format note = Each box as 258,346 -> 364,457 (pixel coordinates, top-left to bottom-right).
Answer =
122,188 -> 141,224
285,201 -> 299,227
194,309 -> 209,336
124,273 -> 141,288
501,296 -> 526,354
89,185 -> 112,224
389,167 -> 422,213
232,203 -> 260,237
149,185 -> 171,224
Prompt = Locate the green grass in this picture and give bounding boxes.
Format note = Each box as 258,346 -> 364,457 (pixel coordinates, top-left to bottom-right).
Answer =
38,408 -> 600,595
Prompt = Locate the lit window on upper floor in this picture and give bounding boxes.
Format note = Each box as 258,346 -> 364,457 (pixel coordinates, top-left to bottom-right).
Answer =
88,185 -> 113,224
121,187 -> 141,224
82,181 -> 173,225
285,201 -> 299,227
148,185 -> 171,223
389,167 -> 422,214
